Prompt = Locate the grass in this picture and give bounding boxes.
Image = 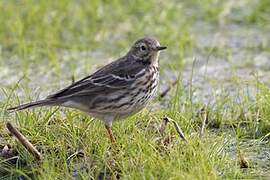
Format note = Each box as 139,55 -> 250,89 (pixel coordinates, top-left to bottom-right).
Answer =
0,0 -> 270,179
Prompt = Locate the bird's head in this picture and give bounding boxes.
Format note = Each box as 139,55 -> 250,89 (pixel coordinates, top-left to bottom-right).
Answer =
128,37 -> 166,65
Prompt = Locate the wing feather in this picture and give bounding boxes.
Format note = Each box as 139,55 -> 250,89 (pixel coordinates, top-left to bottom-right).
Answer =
46,56 -> 146,100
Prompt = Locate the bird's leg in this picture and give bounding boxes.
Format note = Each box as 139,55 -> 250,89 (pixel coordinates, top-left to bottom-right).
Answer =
105,125 -> 119,169
105,125 -> 116,145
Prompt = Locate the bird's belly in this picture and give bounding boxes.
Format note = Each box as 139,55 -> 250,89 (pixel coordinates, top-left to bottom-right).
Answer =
116,74 -> 159,117
87,68 -> 159,121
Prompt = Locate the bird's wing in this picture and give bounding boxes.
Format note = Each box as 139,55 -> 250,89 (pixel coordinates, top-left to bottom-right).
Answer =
46,57 -> 146,99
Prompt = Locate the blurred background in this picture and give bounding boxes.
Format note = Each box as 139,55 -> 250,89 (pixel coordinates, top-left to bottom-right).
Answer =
0,0 -> 270,178
0,0 -> 269,103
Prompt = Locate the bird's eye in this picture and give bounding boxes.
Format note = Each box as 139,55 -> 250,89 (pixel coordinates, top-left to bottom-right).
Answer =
140,45 -> 146,51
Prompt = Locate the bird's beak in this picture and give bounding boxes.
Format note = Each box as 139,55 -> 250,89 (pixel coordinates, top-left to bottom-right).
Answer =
155,46 -> 167,51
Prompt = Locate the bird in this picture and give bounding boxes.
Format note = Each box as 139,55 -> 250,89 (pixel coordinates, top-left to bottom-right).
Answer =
7,37 -> 167,144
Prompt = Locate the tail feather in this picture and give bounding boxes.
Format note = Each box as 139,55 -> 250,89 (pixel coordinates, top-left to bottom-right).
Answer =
7,99 -> 58,113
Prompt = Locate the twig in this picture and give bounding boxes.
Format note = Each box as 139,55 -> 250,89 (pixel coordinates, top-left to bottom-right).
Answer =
163,117 -> 188,142
67,150 -> 84,163
159,117 -> 170,135
160,80 -> 178,98
170,120 -> 188,142
6,122 -> 42,161
238,150 -> 249,168
199,107 -> 208,137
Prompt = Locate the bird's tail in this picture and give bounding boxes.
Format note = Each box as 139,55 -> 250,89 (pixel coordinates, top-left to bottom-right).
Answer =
7,99 -> 59,113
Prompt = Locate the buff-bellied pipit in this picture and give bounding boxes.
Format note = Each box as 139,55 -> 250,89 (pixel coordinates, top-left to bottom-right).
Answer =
8,37 -> 167,144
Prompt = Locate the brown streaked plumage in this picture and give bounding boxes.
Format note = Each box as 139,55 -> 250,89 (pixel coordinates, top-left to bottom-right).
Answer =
7,37 -> 167,144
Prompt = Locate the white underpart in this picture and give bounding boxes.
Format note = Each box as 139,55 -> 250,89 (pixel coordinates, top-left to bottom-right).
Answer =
62,100 -> 88,111
103,115 -> 114,127
151,52 -> 160,67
